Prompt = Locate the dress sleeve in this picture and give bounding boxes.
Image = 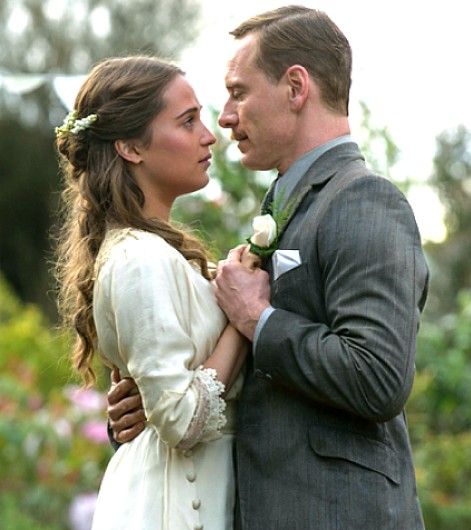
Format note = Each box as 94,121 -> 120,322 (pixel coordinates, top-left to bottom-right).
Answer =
105,239 -> 226,448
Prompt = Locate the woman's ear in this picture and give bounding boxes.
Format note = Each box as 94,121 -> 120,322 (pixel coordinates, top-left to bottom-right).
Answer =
286,65 -> 310,111
114,139 -> 143,164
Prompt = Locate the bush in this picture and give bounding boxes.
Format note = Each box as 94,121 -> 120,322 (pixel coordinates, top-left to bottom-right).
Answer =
407,290 -> 471,529
0,275 -> 110,529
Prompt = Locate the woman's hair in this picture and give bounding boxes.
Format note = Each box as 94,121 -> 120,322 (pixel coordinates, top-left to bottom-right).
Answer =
230,6 -> 352,116
55,56 -> 212,386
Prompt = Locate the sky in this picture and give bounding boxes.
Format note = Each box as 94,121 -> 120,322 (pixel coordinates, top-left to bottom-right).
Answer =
179,0 -> 471,242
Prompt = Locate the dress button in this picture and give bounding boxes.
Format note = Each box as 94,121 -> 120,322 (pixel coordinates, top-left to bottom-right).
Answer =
183,449 -> 193,458
186,471 -> 196,482
194,525 -> 203,530
254,369 -> 263,378
192,499 -> 201,510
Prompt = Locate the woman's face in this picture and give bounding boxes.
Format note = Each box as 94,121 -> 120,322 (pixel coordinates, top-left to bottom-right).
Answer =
132,74 -> 216,217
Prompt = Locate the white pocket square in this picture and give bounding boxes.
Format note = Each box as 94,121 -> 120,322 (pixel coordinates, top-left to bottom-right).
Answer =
272,249 -> 301,281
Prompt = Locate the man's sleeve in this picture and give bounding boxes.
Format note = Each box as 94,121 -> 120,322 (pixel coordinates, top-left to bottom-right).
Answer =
254,175 -> 429,422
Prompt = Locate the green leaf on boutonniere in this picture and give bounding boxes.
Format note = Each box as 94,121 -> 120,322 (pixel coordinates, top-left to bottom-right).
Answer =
270,186 -> 296,232
246,238 -> 278,258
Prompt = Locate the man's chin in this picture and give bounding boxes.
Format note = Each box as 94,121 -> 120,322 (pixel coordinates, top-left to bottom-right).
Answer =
240,153 -> 272,171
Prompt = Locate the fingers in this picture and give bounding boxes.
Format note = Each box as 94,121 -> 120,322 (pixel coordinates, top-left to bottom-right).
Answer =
240,247 -> 261,269
111,366 -> 121,385
111,405 -> 147,443
110,407 -> 147,434
114,421 -> 146,444
107,377 -> 138,405
226,244 -> 248,263
216,259 -> 226,275
107,393 -> 143,422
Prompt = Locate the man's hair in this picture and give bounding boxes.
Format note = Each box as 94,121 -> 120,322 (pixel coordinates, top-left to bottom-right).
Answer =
231,5 -> 352,115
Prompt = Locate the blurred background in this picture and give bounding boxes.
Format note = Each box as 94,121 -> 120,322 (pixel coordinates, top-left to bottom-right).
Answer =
0,0 -> 470,528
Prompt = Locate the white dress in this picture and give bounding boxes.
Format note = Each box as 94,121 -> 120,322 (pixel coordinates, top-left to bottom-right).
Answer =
91,228 -> 241,530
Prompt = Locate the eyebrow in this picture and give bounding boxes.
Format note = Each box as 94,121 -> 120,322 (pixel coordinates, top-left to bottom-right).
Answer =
175,105 -> 202,119
225,81 -> 244,90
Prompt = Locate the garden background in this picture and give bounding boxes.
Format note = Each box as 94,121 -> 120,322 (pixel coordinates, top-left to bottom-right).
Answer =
1,1 -> 470,529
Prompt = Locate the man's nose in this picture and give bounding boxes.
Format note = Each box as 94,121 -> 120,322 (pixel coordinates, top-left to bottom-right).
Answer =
218,104 -> 238,129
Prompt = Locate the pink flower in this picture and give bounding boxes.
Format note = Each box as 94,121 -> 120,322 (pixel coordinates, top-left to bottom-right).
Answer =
81,420 -> 108,444
64,385 -> 106,412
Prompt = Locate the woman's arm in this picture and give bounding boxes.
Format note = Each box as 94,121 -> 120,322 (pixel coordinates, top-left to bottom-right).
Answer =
203,323 -> 248,395
107,323 -> 247,445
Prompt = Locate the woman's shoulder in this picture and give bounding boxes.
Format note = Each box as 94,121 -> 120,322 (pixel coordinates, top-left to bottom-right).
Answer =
94,228 -> 183,279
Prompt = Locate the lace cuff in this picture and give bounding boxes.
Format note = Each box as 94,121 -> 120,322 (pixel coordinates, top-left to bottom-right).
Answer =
177,367 -> 227,450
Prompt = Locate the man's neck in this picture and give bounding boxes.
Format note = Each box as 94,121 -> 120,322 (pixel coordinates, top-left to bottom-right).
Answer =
277,107 -> 350,174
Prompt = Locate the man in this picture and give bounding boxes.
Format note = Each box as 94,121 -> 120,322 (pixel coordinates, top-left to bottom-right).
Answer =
108,6 -> 428,529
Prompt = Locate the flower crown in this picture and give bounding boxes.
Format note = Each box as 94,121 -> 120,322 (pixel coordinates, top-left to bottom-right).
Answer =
55,109 -> 98,138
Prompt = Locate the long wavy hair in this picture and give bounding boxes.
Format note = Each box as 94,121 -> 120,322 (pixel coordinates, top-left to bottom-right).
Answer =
55,56 -> 212,386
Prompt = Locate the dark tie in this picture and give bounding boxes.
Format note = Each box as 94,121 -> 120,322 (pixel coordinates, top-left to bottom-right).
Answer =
260,174 -> 281,214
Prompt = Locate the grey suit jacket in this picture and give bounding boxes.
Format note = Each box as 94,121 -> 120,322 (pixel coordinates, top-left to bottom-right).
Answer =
235,143 -> 428,530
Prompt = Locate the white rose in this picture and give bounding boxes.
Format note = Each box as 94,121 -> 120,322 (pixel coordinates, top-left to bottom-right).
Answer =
250,214 -> 277,247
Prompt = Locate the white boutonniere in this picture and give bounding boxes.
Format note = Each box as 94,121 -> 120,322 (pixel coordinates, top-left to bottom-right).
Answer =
247,213 -> 278,258
247,187 -> 294,259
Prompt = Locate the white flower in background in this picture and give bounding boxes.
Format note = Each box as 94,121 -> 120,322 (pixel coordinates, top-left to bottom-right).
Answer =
250,214 -> 277,248
69,492 -> 98,530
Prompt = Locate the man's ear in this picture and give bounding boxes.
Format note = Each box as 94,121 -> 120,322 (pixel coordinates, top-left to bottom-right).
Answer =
114,139 -> 143,164
286,65 -> 310,111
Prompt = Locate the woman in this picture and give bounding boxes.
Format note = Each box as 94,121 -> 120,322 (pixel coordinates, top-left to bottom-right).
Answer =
55,56 -> 248,530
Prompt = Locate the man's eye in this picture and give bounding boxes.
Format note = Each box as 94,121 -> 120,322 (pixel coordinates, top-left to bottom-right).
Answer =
184,116 -> 195,128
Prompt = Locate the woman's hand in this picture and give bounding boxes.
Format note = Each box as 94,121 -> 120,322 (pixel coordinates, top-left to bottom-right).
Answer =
218,243 -> 261,273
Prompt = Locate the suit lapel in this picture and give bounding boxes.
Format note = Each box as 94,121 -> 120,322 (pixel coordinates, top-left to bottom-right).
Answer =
274,142 -> 364,240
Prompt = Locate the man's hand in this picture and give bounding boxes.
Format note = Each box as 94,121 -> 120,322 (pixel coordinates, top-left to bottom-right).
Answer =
107,368 -> 146,443
215,245 -> 271,340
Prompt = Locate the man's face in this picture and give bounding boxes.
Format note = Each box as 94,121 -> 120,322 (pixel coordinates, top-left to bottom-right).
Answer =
218,34 -> 295,174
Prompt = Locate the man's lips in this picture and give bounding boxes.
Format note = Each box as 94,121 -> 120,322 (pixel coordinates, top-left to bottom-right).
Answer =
198,154 -> 212,163
231,132 -> 248,142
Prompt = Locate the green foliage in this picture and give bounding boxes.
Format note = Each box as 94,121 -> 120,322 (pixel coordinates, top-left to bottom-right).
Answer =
0,113 -> 59,317
406,290 -> 471,528
0,275 -> 110,529
0,493 -> 61,530
409,291 -> 471,435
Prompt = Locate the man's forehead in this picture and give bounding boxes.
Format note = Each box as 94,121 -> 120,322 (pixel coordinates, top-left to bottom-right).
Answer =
224,34 -> 258,80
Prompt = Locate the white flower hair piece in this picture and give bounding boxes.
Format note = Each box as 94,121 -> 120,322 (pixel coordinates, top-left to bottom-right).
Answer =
55,109 -> 98,138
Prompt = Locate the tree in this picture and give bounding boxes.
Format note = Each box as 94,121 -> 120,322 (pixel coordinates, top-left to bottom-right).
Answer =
0,0 -> 199,74
424,126 -> 471,315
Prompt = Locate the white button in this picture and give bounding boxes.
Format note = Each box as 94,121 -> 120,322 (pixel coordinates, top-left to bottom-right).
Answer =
186,471 -> 196,482
192,499 -> 201,510
183,449 -> 193,458
194,525 -> 203,530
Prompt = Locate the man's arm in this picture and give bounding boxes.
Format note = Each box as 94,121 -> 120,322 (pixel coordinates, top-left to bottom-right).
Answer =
214,245 -> 271,341
217,176 -> 429,422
